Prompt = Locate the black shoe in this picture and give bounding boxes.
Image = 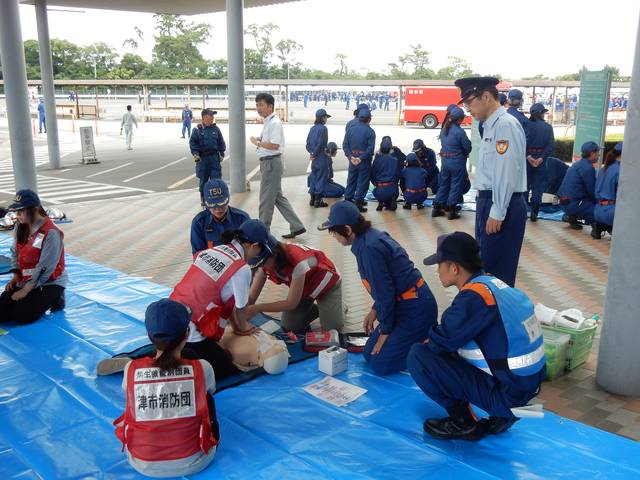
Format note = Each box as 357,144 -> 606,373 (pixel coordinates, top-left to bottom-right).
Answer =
50,293 -> 65,312
568,216 -> 583,230
314,198 -> 328,208
431,203 -> 445,217
562,214 -> 570,223
403,202 -> 412,210
376,203 -> 384,211
530,205 -> 539,222
309,194 -> 316,206
388,200 -> 397,211
355,201 -> 367,213
362,200 -> 368,206
282,228 -> 306,239
417,204 -> 425,210
479,416 -> 520,434
591,223 -> 603,239
423,416 -> 485,441
448,209 -> 460,220
181,135 -> 185,138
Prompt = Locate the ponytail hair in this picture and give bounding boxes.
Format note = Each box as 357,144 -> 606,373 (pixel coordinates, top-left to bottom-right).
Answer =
602,149 -> 620,172
151,335 -> 186,371
221,228 -> 244,245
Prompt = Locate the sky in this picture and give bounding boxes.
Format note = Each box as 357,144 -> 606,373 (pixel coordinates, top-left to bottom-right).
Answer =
16,0 -> 640,79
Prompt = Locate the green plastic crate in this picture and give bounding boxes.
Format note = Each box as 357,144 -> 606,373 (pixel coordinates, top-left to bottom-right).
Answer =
542,323 -> 598,371
542,329 -> 570,380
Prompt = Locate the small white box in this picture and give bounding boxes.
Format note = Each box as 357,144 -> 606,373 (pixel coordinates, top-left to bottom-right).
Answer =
318,346 -> 348,376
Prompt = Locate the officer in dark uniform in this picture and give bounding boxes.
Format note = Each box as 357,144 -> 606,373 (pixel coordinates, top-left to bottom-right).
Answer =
190,179 -> 250,254
181,104 -> 193,139
189,108 -> 227,205
371,137 -> 400,211
408,232 -> 545,441
557,141 -> 598,230
455,76 -> 527,288
345,103 -> 368,132
306,108 -> 331,208
343,106 -> 376,212
412,139 -> 439,195
525,103 -> 555,222
506,89 -> 529,129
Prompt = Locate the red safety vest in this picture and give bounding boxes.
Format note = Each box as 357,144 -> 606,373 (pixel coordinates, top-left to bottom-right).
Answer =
171,244 -> 246,340
113,357 -> 217,462
263,243 -> 339,300
17,217 -> 65,283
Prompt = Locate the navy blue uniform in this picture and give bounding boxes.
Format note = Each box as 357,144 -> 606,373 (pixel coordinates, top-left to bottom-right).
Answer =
525,119 -> 555,208
371,151 -> 400,204
557,157 -> 596,223
37,101 -> 46,132
345,117 -> 359,132
400,165 -> 429,206
594,161 -> 620,228
190,124 -> 226,200
544,157 -> 569,196
306,123 -> 330,197
343,121 -> 376,202
417,148 -> 440,194
190,206 -> 250,254
435,124 -> 472,207
391,146 -> 406,179
353,228 -> 437,375
408,272 -> 544,418
181,109 -> 193,138
507,107 -> 528,130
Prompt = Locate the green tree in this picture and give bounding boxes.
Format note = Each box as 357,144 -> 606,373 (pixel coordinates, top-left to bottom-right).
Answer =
275,39 -> 302,79
244,23 -> 280,61
23,39 -> 41,79
335,53 -> 348,76
82,42 -> 118,78
50,38 -> 84,78
208,59 -> 227,79
435,56 -> 474,79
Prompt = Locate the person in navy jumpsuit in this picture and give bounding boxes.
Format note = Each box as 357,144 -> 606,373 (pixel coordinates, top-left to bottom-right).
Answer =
306,109 -> 331,208
544,157 -> 569,197
412,139 -> 439,195
455,77 -> 527,288
320,201 -> 437,375
400,153 -> 429,210
557,141 -> 598,230
593,142 -> 622,239
371,137 -> 400,211
190,179 -> 250,254
408,232 -> 545,441
181,104 -> 193,139
343,106 -> 376,212
506,89 -> 528,129
433,105 -> 472,220
322,142 -> 346,198
525,103 -> 556,222
190,109 -> 226,205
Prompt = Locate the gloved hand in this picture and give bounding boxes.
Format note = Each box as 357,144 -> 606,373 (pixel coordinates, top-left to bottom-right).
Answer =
193,154 -> 201,163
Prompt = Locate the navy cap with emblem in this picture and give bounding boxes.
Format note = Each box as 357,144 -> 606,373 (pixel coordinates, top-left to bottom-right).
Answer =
508,89 -> 523,100
145,298 -> 191,343
498,93 -> 508,105
423,231 -> 481,266
412,139 -> 426,152
315,108 -> 331,118
327,141 -> 339,152
318,200 -> 360,231
454,77 -> 500,103
201,108 -> 218,117
581,141 -> 599,156
204,179 -> 229,207
9,189 -> 41,211
529,102 -> 549,115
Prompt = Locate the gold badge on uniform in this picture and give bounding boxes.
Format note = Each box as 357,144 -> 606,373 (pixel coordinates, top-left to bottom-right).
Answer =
496,140 -> 509,155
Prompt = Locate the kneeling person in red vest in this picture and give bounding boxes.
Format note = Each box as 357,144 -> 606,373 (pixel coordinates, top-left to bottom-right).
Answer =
407,232 -> 545,441
115,298 -> 219,478
246,241 -> 345,333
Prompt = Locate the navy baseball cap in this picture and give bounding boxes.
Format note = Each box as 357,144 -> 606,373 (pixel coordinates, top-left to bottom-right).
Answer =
315,108 -> 331,118
423,232 -> 481,266
318,200 -> 360,231
508,89 -> 523,100
448,105 -> 465,120
498,93 -> 508,105
204,179 -> 229,207
327,141 -> 339,151
581,141 -> 599,156
380,137 -> 392,152
9,189 -> 41,211
454,77 -> 500,103
237,219 -> 278,265
358,106 -> 371,119
406,152 -> 420,165
613,142 -> 623,152
530,103 -> 548,114
412,139 -> 426,152
145,299 -> 191,343
201,108 -> 218,116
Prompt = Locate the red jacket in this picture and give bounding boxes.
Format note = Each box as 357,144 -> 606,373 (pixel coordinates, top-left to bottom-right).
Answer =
17,217 -> 65,283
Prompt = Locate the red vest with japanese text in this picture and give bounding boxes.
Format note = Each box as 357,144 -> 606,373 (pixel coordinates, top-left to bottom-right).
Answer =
113,357 -> 217,462
170,244 -> 245,340
17,218 -> 65,283
263,243 -> 339,300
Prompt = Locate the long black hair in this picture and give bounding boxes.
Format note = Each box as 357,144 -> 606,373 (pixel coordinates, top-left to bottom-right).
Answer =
16,206 -> 47,245
151,334 -> 187,371
602,148 -> 621,173
442,112 -> 462,136
328,215 -> 371,238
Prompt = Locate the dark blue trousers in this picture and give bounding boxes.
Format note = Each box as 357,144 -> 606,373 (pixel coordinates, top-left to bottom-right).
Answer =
435,160 -> 470,206
475,191 -> 527,287
196,156 -> 222,199
561,199 -> 595,224
309,154 -> 329,196
594,204 -> 615,227
527,162 -> 547,207
324,181 -> 345,198
345,159 -> 372,202
182,121 -> 192,138
373,184 -> 398,203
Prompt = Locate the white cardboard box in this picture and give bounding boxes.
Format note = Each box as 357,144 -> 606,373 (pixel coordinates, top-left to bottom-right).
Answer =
318,346 -> 348,376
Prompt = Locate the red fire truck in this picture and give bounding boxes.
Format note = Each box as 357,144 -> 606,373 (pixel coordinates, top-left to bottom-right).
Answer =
403,86 -> 473,129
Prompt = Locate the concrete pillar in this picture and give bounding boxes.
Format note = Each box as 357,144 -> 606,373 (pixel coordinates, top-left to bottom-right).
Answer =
596,11 -> 640,396
226,0 -> 246,193
35,0 -> 61,169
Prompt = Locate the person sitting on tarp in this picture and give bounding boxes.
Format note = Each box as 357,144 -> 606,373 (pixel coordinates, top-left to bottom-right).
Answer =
246,240 -> 345,333
0,189 -> 66,325
371,137 -> 400,211
408,232 -> 545,441
190,179 -> 250,254
412,139 -> 439,195
557,141 -> 598,231
319,201 -> 437,375
593,142 -> 622,239
114,298 -> 219,478
97,220 -> 276,381
400,153 -> 429,210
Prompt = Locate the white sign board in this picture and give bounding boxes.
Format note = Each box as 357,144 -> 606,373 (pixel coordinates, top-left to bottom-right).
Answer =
80,126 -> 98,164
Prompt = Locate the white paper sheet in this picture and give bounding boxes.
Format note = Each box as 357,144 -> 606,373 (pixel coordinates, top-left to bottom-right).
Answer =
260,320 -> 281,334
303,376 -> 367,407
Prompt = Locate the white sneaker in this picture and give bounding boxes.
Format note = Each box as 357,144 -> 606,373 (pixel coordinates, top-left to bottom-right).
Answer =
96,356 -> 131,375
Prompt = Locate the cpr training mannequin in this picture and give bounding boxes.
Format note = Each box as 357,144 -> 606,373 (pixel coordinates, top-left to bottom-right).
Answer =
218,326 -> 289,374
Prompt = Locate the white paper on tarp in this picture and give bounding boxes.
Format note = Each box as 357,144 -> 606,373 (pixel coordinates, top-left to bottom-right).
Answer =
303,376 -> 367,407
259,320 -> 281,334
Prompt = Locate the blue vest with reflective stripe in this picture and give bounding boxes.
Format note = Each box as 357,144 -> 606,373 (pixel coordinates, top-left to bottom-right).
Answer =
457,275 -> 545,377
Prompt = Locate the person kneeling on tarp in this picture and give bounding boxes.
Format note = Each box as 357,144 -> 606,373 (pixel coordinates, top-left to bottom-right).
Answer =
246,240 -> 345,333
0,189 -> 66,324
407,232 -> 545,441
114,299 -> 219,478
319,201 -> 437,375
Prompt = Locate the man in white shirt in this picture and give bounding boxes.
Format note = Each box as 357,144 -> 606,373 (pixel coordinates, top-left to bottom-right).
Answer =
250,93 -> 306,239
120,105 -> 138,150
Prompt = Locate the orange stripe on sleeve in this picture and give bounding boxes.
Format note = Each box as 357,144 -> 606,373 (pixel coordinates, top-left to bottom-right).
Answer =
461,283 -> 496,306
